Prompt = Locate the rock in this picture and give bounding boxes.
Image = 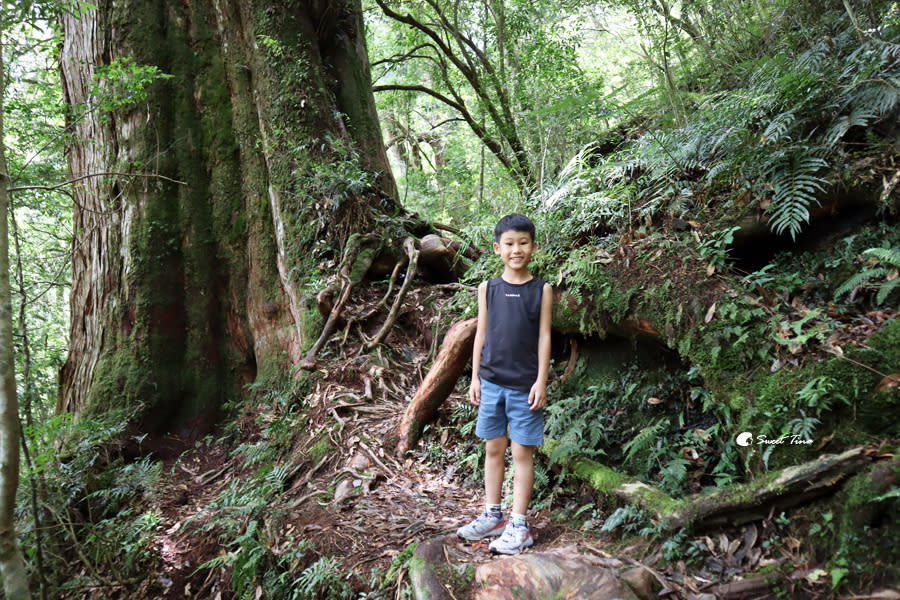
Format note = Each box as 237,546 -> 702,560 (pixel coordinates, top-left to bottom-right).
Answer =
474,546 -> 641,600
333,479 -> 356,504
621,566 -> 660,600
350,452 -> 371,470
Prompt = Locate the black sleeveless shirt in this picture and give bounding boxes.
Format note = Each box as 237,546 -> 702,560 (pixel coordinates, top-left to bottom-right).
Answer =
479,276 -> 545,392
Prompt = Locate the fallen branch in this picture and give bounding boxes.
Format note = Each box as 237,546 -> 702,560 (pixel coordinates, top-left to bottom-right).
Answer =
417,234 -> 475,282
711,569 -> 787,600
395,318 -> 477,454
667,446 -> 871,530
542,442 -> 873,532
881,167 -> 900,205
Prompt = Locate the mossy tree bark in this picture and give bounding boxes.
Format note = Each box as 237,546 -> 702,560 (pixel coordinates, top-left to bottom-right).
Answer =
58,0 -> 401,433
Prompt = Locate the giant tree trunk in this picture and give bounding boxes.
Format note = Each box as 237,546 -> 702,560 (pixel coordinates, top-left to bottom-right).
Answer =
58,0 -> 399,432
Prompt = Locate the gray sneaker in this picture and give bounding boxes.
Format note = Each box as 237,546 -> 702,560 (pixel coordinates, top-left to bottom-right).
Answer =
457,512 -> 505,540
488,523 -> 534,554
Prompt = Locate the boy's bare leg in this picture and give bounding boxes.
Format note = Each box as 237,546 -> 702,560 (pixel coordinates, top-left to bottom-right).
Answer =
484,435 -> 508,505
457,435 -> 508,541
510,442 -> 535,516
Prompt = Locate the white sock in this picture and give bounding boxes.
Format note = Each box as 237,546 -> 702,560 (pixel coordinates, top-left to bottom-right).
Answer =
510,513 -> 527,527
486,503 -> 502,517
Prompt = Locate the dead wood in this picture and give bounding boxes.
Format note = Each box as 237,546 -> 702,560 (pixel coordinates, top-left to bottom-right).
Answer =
668,446 -> 871,530
710,570 -> 785,599
395,318 -> 477,454
545,443 -> 873,532
417,234 -> 475,283
409,538 -> 453,600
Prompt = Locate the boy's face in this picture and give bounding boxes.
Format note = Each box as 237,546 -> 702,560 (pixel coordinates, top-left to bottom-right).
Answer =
493,229 -> 537,271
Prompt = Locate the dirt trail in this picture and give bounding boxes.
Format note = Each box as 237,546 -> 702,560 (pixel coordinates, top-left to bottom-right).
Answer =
141,393 -> 567,599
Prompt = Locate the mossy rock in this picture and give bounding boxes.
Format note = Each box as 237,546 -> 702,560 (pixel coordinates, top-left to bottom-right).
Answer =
806,454 -> 900,589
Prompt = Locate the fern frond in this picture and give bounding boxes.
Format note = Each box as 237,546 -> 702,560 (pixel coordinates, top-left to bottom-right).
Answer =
835,266 -> 889,298
880,43 -> 900,63
539,142 -> 597,208
825,103 -> 879,146
705,161 -> 732,184
623,417 -> 669,468
876,278 -> 900,305
762,110 -> 797,144
765,151 -> 828,239
851,80 -> 900,118
862,246 -> 900,267
601,506 -> 643,532
797,41 -> 830,73
235,441 -> 276,468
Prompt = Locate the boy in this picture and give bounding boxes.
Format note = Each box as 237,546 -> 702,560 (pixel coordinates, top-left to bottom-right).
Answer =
457,213 -> 553,555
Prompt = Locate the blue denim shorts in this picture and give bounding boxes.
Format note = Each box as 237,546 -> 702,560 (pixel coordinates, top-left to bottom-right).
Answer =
475,378 -> 544,446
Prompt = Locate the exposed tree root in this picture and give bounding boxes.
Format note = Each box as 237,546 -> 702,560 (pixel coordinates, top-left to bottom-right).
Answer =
409,538 -> 453,600
398,314 -> 663,448
302,234 -> 378,369
560,337 -> 579,383
307,232 -> 476,369
366,237 -> 419,350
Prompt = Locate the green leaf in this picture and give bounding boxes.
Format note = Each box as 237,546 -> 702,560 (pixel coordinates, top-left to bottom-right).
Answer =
831,567 -> 850,589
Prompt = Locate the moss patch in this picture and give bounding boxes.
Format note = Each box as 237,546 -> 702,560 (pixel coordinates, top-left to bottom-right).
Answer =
309,435 -> 334,464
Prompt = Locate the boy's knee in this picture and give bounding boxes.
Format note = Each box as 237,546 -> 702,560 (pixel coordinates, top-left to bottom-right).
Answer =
485,436 -> 508,457
510,442 -> 535,462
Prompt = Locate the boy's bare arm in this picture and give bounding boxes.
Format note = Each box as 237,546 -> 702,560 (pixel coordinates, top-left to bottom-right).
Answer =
469,281 -> 489,406
529,282 -> 554,410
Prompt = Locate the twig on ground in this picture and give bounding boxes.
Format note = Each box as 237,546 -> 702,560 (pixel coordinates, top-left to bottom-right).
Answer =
360,439 -> 397,478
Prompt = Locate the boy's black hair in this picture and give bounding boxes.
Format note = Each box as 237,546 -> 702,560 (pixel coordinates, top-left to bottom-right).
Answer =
494,213 -> 536,242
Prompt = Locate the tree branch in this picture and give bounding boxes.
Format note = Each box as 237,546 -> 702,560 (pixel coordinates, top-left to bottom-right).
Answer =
371,43 -> 435,68
7,171 -> 188,193
373,83 -> 464,113
421,0 -> 531,183
373,0 -> 529,189
373,83 -> 516,176
649,0 -> 706,45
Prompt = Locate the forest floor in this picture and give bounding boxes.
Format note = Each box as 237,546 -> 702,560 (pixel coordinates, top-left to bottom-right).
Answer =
111,282 -> 895,600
